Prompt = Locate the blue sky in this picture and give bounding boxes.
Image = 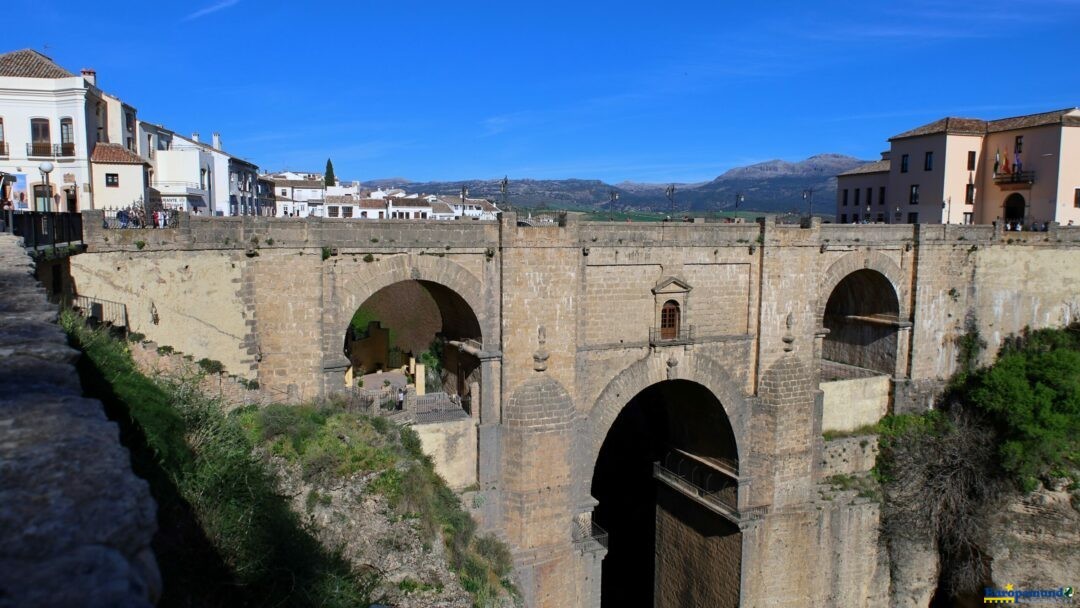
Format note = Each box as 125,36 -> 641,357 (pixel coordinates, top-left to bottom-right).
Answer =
7,0 -> 1080,182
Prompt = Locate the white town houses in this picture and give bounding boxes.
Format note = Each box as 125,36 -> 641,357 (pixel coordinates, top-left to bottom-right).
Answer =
0,48 -> 503,220
0,49 -> 267,216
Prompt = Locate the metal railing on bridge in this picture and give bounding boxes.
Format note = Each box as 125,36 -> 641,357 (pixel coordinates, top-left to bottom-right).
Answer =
1,211 -> 83,250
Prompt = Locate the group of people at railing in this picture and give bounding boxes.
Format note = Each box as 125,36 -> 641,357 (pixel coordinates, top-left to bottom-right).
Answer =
104,207 -> 175,229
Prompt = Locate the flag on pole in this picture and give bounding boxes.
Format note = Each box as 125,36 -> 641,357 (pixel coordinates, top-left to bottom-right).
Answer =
1002,149 -> 1011,174
994,149 -> 1000,175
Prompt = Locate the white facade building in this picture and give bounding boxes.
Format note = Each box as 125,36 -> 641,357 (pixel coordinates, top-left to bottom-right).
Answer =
0,49 -> 131,211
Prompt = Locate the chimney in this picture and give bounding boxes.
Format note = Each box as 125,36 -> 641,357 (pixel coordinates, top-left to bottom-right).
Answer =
191,132 -> 200,143
212,133 -> 222,150
81,69 -> 97,86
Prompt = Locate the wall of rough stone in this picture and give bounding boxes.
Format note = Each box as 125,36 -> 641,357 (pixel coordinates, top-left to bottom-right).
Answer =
654,485 -> 741,608
820,435 -> 879,477
412,418 -> 478,490
0,234 -> 159,607
820,376 -> 891,433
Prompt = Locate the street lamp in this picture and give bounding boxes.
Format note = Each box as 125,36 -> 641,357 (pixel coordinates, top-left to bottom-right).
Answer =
734,192 -> 744,219
609,189 -> 619,221
38,161 -> 54,212
802,188 -> 814,218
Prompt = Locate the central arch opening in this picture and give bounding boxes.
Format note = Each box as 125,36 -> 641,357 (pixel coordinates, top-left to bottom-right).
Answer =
344,279 -> 481,415
591,379 -> 741,608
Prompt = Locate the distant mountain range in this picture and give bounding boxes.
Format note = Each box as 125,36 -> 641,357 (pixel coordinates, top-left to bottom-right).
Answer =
363,154 -> 869,214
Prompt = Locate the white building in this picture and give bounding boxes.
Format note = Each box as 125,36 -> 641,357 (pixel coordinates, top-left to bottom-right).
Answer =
0,49 -> 133,211
90,143 -> 149,210
138,122 -> 213,213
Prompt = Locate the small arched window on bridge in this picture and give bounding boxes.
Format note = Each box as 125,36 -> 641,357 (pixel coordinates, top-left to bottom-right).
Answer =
660,300 -> 680,340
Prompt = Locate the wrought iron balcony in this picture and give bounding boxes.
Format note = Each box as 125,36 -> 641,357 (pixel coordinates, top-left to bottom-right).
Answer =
572,519 -> 609,551
26,143 -> 75,157
994,171 -> 1035,186
649,324 -> 694,346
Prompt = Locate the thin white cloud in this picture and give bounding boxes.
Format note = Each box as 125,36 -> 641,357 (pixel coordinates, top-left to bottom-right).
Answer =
183,0 -> 241,21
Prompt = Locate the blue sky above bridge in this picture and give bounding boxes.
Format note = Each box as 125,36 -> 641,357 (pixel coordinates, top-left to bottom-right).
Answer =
7,0 -> 1080,183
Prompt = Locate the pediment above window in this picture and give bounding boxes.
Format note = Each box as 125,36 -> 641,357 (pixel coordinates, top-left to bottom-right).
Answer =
652,276 -> 692,295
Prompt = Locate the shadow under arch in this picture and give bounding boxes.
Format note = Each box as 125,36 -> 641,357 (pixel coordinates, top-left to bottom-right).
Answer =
590,376 -> 743,608
821,267 -> 902,375
585,352 -> 750,470
817,250 -> 907,321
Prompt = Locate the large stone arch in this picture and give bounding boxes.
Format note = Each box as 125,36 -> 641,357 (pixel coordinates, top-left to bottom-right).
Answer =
817,250 -> 908,322
585,351 -> 751,474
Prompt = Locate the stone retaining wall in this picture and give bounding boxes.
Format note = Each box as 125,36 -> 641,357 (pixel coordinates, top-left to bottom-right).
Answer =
0,233 -> 159,607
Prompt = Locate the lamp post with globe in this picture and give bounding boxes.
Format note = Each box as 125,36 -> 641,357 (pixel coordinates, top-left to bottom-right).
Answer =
38,161 -> 54,212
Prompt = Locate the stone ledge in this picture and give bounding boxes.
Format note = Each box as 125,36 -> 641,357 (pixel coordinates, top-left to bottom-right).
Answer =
0,234 -> 159,607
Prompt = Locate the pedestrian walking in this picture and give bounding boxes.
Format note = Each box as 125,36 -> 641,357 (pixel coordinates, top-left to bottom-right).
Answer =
397,388 -> 405,411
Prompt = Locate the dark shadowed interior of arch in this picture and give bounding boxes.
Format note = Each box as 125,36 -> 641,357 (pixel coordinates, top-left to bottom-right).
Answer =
823,269 -> 901,376
344,279 -> 481,398
591,380 -> 741,608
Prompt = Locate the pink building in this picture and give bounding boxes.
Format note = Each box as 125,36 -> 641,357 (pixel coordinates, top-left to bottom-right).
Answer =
837,108 -> 1080,227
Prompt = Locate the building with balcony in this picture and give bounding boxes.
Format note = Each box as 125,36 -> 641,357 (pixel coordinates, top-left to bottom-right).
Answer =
0,49 -> 134,211
837,107 -> 1080,226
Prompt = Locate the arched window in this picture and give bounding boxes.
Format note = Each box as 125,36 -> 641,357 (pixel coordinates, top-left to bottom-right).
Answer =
660,300 -> 680,340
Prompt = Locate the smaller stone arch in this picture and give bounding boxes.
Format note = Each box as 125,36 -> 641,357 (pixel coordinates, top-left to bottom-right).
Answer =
818,250 -> 907,321
819,253 -> 906,376
322,253 -> 491,358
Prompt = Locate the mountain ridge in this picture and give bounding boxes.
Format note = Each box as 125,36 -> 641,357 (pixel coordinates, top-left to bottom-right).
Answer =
363,154 -> 870,213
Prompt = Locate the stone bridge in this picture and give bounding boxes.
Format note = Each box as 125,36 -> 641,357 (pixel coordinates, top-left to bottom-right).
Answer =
68,211 -> 1080,607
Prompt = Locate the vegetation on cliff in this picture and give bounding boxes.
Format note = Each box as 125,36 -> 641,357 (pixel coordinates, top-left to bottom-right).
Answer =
62,312 -> 515,607
876,323 -> 1080,600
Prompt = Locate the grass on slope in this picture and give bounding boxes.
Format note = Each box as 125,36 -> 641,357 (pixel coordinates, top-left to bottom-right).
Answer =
237,402 -> 517,606
63,310 -> 382,607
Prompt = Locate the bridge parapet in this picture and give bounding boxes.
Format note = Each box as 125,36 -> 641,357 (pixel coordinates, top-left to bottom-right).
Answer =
81,211 -> 501,253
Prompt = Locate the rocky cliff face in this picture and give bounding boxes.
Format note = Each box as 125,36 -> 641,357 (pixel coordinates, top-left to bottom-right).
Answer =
985,481 -> 1080,593
273,461 -> 478,608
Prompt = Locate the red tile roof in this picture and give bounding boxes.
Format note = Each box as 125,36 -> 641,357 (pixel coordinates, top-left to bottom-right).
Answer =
91,143 -> 148,165
0,49 -> 75,79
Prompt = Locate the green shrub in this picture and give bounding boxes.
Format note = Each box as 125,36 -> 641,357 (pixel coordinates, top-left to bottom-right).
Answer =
363,253 -> 374,263
321,246 -> 332,261
156,345 -> 174,355
196,358 -> 225,374
135,240 -> 146,250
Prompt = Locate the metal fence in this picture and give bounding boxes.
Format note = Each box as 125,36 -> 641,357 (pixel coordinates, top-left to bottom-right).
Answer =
73,295 -> 128,329
1,210 -> 83,248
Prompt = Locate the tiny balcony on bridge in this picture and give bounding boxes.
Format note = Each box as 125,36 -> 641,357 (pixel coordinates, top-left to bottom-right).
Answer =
649,324 -> 694,346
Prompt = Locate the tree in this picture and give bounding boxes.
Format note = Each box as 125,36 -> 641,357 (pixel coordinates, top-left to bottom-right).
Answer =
324,158 -> 336,187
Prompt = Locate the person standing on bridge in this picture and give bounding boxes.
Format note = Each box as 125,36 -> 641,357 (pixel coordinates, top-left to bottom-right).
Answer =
397,388 -> 405,411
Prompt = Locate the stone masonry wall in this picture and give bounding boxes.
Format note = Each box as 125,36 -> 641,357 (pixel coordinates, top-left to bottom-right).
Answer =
64,212 -> 1080,607
0,234 -> 159,607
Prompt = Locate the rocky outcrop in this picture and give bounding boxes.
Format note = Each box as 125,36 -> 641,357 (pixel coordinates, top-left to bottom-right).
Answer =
0,234 -> 159,608
274,460 -> 477,608
985,481 -> 1080,591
